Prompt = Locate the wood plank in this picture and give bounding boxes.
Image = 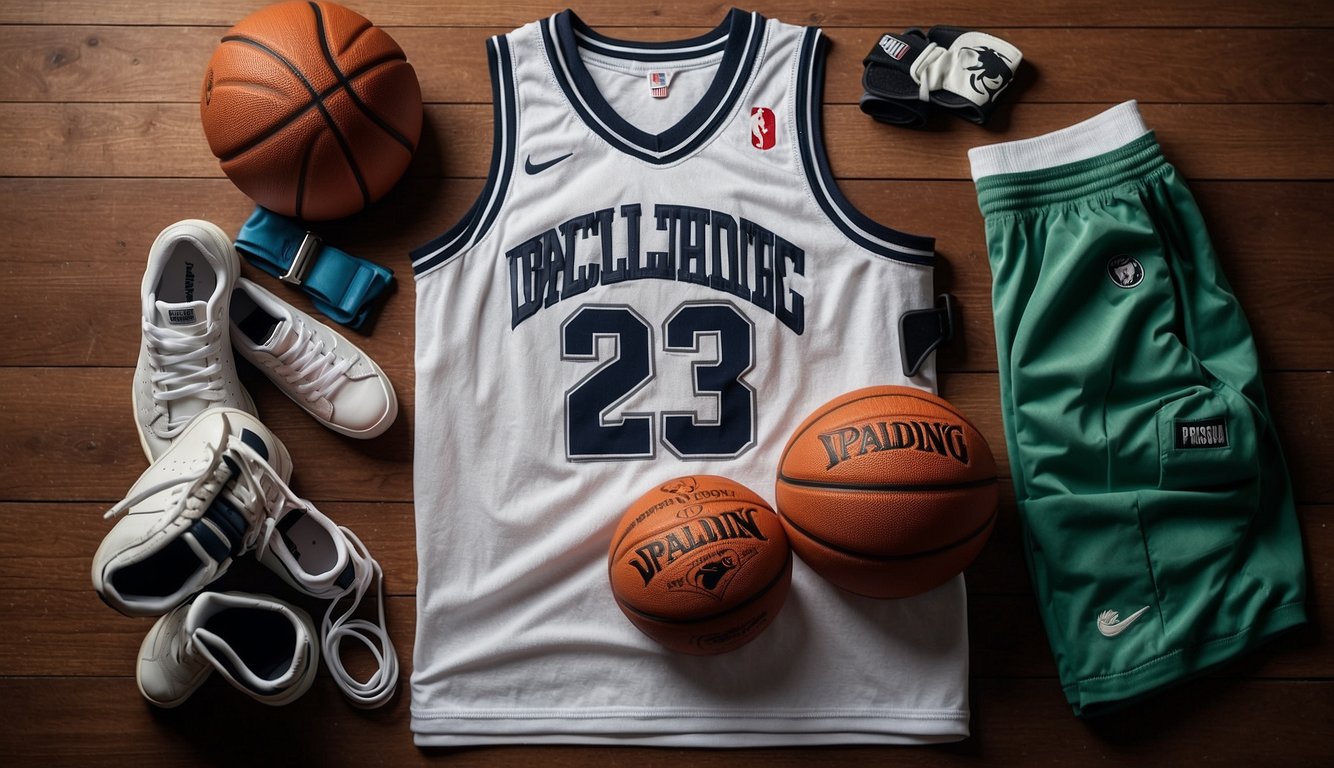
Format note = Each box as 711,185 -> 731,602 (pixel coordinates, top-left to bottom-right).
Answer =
0,677 -> 1328,766
2,0 -> 1330,27
0,0 -> 1328,765
2,103 -> 1332,181
1,565 -> 1326,679
5,26 -> 1331,106
5,368 -> 1334,503
1,179 -> 1329,373
0,501 -> 420,591
5,500 -> 1039,600
5,493 -> 1326,626
0,589 -> 418,680
0,367 -> 415,503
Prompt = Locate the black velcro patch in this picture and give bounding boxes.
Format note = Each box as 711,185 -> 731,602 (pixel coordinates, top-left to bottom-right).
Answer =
1174,416 -> 1229,450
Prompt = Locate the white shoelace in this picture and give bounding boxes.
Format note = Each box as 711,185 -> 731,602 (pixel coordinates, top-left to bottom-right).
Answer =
105,436 -> 236,522
265,319 -> 356,404
321,527 -> 398,708
105,432 -> 398,707
143,319 -> 227,436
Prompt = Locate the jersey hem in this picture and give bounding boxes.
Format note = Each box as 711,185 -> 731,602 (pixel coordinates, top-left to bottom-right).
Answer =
410,708 -> 970,747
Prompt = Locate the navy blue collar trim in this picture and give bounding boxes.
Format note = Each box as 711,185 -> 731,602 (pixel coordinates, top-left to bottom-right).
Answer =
543,8 -> 764,164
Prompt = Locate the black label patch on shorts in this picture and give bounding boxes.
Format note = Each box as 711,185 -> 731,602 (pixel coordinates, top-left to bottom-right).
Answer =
1107,255 -> 1144,288
1175,416 -> 1229,450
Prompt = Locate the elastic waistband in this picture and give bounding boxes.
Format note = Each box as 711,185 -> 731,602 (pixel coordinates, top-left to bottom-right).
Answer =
970,101 -> 1169,216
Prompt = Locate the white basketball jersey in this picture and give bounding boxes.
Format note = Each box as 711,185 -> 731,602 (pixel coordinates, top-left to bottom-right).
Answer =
410,9 -> 969,746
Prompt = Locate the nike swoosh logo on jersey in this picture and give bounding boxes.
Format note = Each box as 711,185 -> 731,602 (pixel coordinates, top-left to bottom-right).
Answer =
1097,606 -> 1151,637
525,152 -> 573,175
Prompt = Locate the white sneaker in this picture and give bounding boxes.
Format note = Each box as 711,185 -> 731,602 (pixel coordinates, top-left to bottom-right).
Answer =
136,590 -> 319,708
94,407 -> 399,707
230,277 -> 396,439
134,219 -> 257,461
93,407 -> 292,617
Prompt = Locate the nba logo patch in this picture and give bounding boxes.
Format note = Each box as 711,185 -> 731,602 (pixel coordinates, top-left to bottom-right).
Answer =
750,107 -> 776,150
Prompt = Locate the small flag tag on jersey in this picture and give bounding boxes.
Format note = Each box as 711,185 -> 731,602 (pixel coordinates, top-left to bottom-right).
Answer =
648,71 -> 672,98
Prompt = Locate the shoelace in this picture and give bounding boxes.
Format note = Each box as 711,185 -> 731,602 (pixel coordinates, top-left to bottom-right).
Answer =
265,318 -> 356,404
205,437 -> 397,706
105,431 -> 397,706
143,319 -> 227,436
322,527 -> 398,708
104,437 -> 242,532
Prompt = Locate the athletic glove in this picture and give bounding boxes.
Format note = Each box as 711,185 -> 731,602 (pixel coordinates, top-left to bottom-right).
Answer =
862,26 -> 1023,127
859,30 -> 933,127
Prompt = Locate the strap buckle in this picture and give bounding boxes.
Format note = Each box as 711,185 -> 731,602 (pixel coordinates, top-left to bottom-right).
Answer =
234,205 -> 395,330
280,232 -> 322,286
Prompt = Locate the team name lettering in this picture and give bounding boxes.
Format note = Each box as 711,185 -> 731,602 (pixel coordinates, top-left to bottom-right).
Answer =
819,420 -> 970,469
506,203 -> 805,333
630,507 -> 768,586
1178,423 -> 1228,447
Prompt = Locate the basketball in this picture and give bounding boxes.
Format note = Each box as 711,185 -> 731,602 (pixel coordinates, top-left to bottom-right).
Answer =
775,386 -> 998,599
608,475 -> 792,655
200,1 -> 423,220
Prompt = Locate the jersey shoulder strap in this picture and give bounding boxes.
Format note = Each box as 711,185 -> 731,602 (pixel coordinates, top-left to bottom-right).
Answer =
791,28 -> 935,264
410,33 -> 520,277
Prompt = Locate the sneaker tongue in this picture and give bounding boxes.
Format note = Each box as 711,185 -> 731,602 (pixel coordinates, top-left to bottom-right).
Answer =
155,299 -> 209,330
257,317 -> 301,356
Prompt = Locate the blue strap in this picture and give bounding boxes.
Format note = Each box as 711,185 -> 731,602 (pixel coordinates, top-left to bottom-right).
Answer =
234,206 -> 393,330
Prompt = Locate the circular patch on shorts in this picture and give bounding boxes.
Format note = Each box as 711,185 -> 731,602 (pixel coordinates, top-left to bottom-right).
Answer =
1107,255 -> 1144,288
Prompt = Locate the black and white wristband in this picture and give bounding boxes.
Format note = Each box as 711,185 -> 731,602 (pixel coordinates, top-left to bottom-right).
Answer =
862,26 -> 1024,127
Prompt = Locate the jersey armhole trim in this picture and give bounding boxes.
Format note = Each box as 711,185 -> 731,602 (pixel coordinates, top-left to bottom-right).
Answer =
410,35 -> 518,277
795,30 -> 935,265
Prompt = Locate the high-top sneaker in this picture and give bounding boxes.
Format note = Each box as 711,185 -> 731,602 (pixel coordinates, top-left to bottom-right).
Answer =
134,219 -> 257,461
230,277 -> 397,439
136,590 -> 319,707
93,407 -> 398,707
93,407 -> 292,617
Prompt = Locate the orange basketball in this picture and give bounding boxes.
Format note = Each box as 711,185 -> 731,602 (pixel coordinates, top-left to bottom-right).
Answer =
200,1 -> 422,220
775,386 -> 998,599
608,475 -> 792,655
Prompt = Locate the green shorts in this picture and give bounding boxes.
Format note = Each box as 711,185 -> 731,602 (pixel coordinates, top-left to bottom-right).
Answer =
969,101 -> 1307,716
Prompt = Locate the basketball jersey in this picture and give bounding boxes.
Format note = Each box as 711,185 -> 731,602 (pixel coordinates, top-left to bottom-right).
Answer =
409,9 -> 969,746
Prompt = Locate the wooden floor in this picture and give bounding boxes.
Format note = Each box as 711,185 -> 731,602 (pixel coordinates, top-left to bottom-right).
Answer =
1,0 -> 1330,764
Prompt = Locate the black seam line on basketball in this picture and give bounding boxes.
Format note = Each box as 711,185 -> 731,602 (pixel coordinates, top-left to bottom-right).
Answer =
300,3 -> 373,207
783,505 -> 997,564
294,131 -> 318,220
779,390 -> 991,468
217,33 -> 370,206
776,474 -> 999,493
616,550 -> 792,626
308,1 -> 415,154
213,52 -> 405,164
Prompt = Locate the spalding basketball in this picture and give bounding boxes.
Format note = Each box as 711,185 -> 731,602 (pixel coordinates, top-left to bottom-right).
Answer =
776,386 -> 998,599
608,475 -> 792,655
200,1 -> 423,220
